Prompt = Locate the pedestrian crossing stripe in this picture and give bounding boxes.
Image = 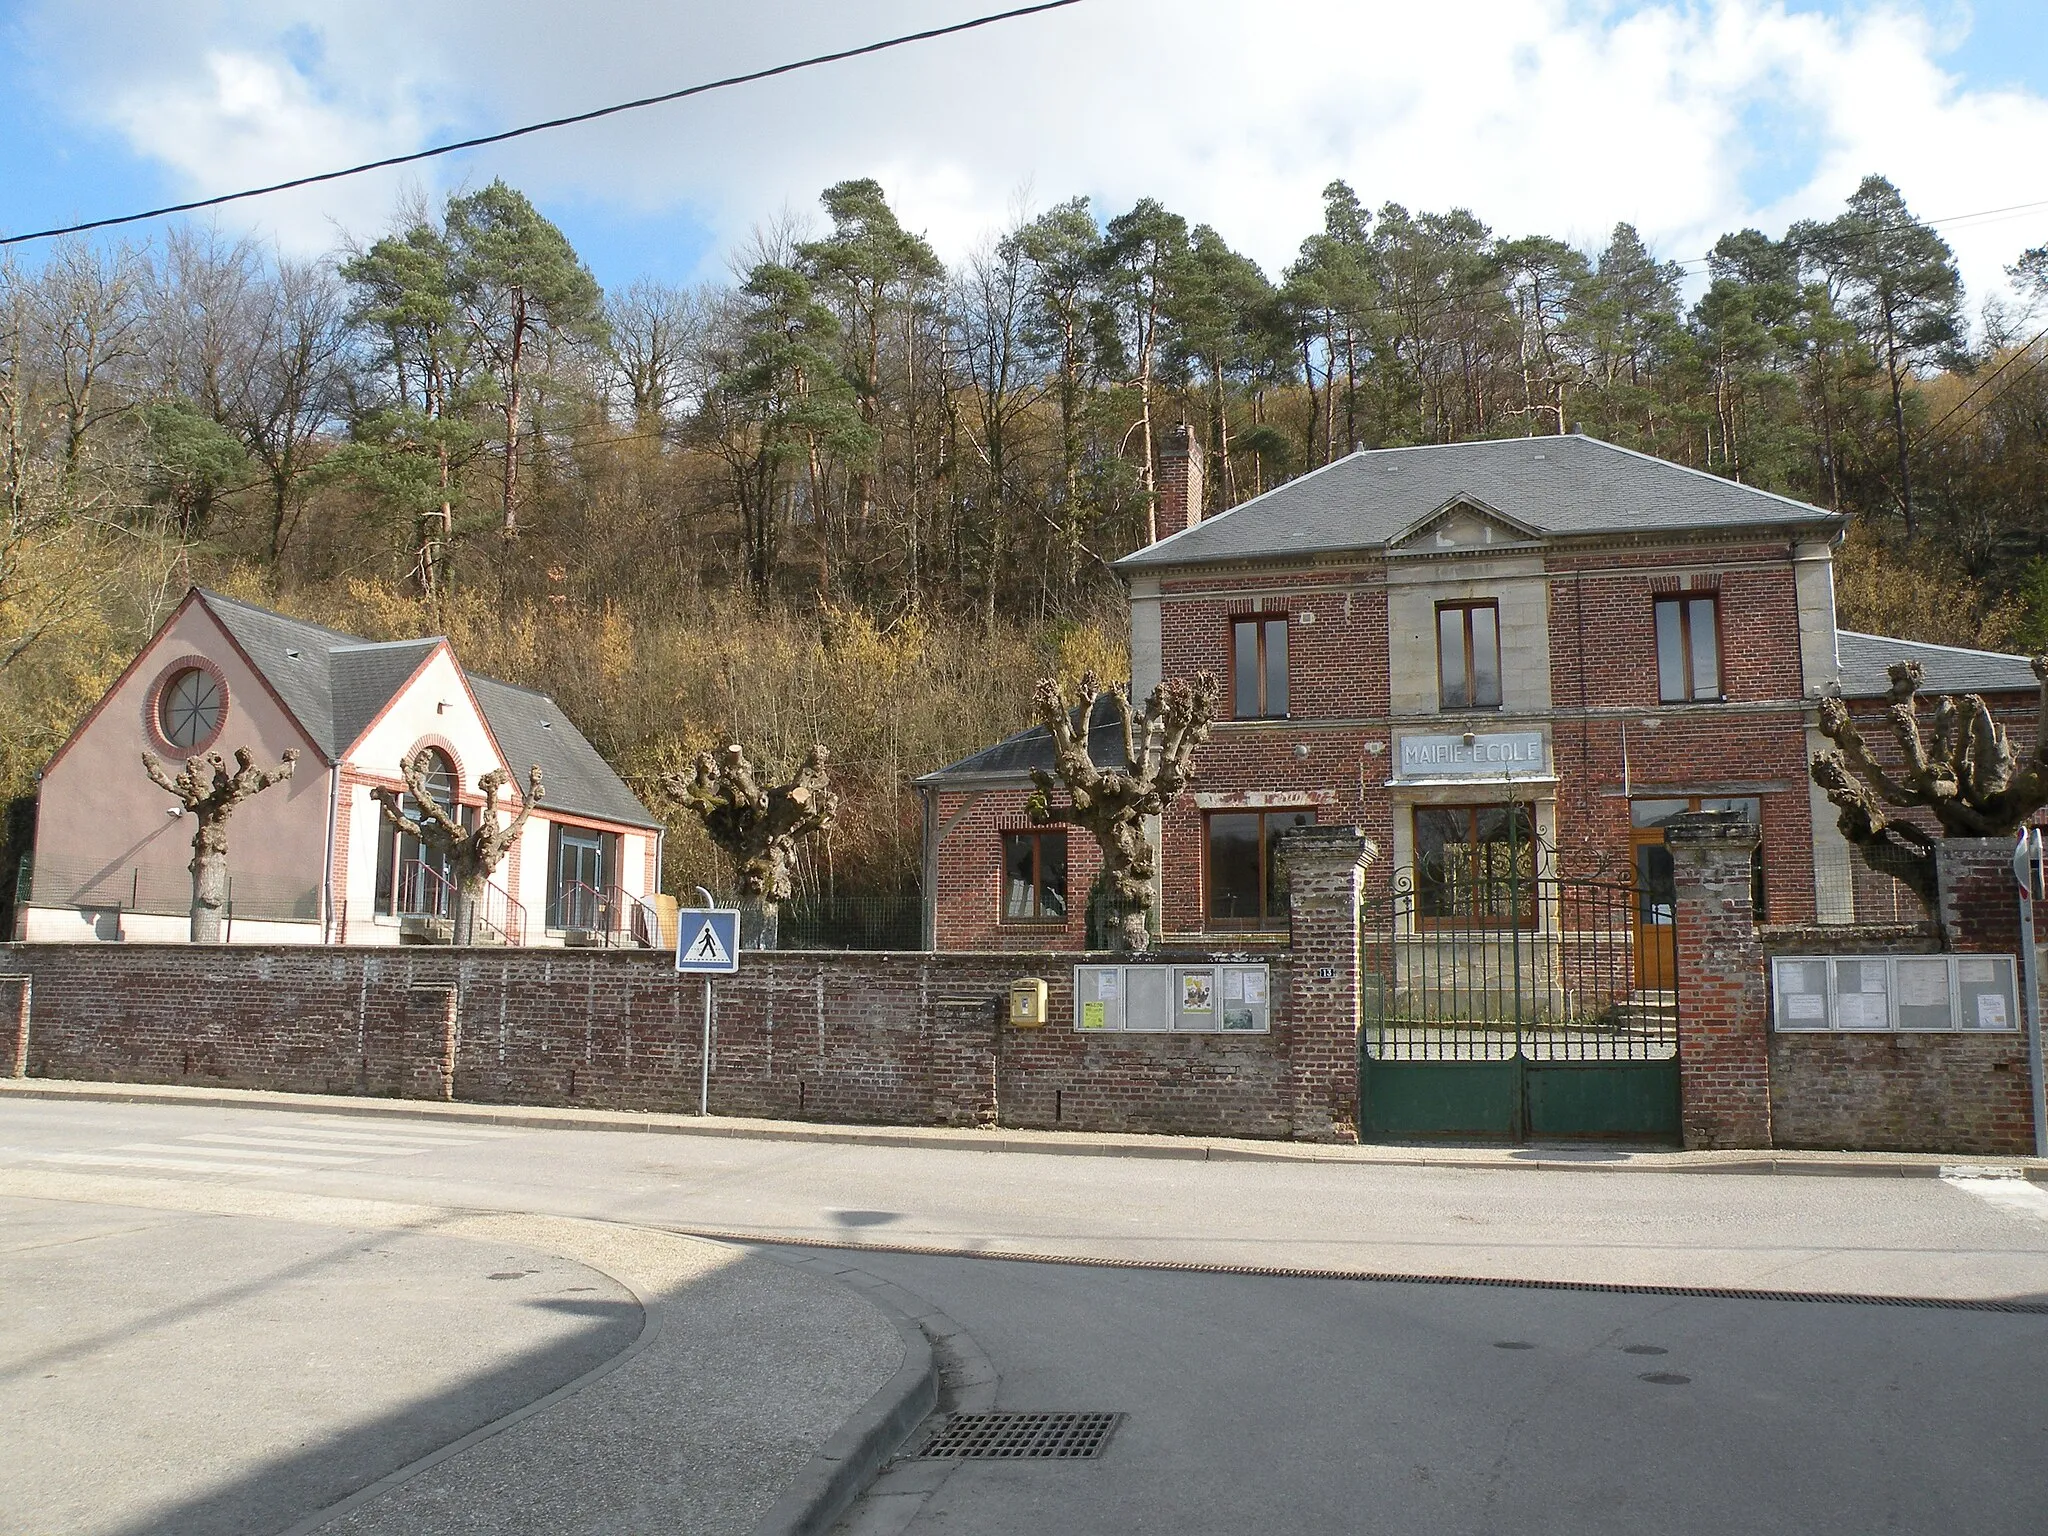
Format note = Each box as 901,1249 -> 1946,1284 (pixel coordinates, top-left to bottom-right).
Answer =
24,1122 -> 516,1181
675,908 -> 741,974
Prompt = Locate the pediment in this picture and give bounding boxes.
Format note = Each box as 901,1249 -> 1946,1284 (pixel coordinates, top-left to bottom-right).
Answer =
1388,496 -> 1543,553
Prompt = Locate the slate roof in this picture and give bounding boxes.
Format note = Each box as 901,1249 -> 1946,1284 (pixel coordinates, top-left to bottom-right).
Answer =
1836,631 -> 2041,700
197,590 -> 660,829
1115,434 -> 1842,570
919,691 -> 1132,785
467,675 -> 664,829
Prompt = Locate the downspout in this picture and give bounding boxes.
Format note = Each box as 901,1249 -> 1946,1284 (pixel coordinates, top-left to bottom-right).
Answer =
321,762 -> 340,944
920,784 -> 937,952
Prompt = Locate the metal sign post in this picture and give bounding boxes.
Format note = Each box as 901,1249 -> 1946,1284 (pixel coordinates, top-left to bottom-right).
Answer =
2011,829 -> 2048,1159
675,904 -> 741,1117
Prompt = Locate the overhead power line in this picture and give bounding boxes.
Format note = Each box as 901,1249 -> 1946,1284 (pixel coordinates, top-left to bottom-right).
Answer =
0,0 -> 1087,249
1922,324 -> 2048,447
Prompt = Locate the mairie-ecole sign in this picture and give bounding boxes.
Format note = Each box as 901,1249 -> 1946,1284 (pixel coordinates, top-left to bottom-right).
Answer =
1397,730 -> 1547,779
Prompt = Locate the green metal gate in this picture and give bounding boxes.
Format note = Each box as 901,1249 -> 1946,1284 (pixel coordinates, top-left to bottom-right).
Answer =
1358,866 -> 1680,1143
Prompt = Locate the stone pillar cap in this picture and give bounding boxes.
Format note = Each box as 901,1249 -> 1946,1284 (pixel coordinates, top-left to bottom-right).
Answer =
1277,825 -> 1379,868
1663,808 -> 1760,849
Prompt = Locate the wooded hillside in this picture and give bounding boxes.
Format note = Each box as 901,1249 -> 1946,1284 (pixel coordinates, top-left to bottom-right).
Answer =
4,173 -> 2045,902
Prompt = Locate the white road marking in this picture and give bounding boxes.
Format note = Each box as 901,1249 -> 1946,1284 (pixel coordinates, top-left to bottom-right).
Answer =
265,1120 -> 517,1141
38,1152 -> 309,1177
183,1133 -> 448,1156
117,1141 -> 367,1166
17,1117 -> 517,1183
1940,1167 -> 2048,1224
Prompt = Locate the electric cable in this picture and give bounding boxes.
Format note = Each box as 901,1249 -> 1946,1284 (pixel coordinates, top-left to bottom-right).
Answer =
0,0 -> 1087,248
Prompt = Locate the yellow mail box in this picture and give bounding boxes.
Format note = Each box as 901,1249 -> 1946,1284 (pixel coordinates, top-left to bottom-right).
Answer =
1009,978 -> 1049,1027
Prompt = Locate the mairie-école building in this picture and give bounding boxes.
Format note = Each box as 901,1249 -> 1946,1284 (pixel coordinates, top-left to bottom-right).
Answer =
919,430 -> 2042,953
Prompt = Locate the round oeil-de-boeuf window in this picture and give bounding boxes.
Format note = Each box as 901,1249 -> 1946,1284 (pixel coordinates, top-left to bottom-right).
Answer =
157,667 -> 225,749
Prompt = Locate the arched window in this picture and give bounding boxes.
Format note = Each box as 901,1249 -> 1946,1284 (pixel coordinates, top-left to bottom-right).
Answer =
157,667 -> 224,749
375,750 -> 469,917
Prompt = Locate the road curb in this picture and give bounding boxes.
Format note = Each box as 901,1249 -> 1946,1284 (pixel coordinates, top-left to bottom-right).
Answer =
747,1290 -> 937,1536
4,1077 -> 2044,1181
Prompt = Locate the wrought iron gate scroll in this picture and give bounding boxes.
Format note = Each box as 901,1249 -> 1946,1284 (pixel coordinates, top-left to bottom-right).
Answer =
1357,868 -> 1681,1142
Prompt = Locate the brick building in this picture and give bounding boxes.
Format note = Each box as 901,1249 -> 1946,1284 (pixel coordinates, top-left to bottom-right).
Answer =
920,432 -> 2042,952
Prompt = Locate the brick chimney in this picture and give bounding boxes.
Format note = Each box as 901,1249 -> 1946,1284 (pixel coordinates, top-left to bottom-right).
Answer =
1156,423 -> 1206,539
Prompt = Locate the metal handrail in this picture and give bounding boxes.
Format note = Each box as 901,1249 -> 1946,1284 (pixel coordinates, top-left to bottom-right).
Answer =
555,880 -> 657,947
398,859 -> 525,945
396,859 -> 455,921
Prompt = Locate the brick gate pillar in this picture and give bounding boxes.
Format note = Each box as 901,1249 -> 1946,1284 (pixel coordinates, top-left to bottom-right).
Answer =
1934,838 -> 2023,954
1282,826 -> 1377,1144
1666,809 -> 1770,1149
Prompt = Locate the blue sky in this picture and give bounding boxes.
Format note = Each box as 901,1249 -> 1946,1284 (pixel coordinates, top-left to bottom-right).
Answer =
2,0 -> 2044,307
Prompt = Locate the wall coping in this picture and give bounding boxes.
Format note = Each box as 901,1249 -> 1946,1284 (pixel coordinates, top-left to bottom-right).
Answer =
1759,923 -> 1937,955
0,942 -> 1293,966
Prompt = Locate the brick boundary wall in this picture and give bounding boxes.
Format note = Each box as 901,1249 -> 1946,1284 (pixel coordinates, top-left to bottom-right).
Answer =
1,942 -> 1321,1141
1667,821 -> 2042,1156
1935,838 -> 2025,955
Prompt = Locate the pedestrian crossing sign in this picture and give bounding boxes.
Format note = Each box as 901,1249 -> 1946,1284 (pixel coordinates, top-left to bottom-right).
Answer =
675,908 -> 741,973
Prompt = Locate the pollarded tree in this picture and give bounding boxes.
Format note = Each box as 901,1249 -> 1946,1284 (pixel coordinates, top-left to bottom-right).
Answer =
372,750 -> 543,944
1025,671 -> 1218,954
142,747 -> 299,942
667,742 -> 839,949
1810,655 -> 2048,906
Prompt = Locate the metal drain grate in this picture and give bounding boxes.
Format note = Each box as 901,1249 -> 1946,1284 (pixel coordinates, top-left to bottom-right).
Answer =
919,1412 -> 1121,1460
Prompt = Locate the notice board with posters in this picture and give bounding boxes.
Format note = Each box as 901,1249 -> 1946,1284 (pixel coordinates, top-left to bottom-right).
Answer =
1074,963 -> 1271,1033
1771,953 -> 2019,1033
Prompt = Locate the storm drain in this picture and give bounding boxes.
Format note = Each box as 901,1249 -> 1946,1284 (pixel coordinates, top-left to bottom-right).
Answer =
918,1412 -> 1121,1460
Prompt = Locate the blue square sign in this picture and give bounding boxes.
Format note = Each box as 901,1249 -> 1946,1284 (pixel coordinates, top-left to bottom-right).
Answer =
675,909 -> 741,973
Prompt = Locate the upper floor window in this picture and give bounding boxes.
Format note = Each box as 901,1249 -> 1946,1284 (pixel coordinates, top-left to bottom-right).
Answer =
1437,600 -> 1501,710
1002,830 -> 1068,923
1232,616 -> 1288,719
1655,595 -> 1722,702
158,666 -> 224,748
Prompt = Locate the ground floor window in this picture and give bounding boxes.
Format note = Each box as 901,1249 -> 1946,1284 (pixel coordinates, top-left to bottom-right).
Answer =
373,750 -> 470,917
1205,809 -> 1315,929
1002,830 -> 1068,922
549,823 -> 618,929
1413,803 -> 1537,924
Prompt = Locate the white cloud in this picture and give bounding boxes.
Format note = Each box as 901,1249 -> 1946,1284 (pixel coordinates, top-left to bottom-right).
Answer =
20,0 -> 2048,309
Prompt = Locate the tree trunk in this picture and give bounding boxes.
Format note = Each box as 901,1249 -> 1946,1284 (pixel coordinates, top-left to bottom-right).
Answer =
190,833 -> 228,944
739,895 -> 779,951
1885,327 -> 1915,537
502,288 -> 527,535
452,871 -> 484,946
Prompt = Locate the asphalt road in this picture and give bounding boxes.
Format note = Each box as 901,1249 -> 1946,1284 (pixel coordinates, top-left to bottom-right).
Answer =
4,1095 -> 2046,1535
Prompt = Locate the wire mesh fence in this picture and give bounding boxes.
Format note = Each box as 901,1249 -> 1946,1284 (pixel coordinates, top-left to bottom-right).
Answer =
16,855 -> 320,923
780,893 -> 922,951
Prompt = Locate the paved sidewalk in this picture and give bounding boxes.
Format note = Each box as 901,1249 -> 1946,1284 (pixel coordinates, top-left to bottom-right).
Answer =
0,1171 -> 912,1536
5,1076 -> 2044,1179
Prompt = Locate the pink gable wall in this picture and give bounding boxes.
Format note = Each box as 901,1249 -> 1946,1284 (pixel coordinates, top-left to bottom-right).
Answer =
34,599 -> 329,924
